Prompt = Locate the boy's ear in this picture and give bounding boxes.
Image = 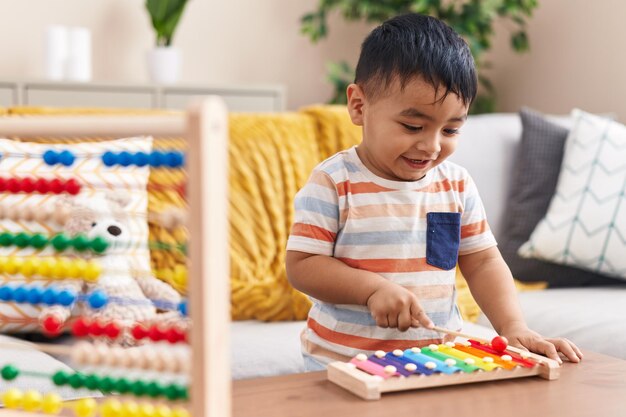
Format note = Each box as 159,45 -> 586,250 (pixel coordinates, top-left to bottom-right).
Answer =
346,83 -> 365,126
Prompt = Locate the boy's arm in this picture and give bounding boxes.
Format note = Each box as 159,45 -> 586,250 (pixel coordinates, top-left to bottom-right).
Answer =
286,250 -> 433,330
458,247 -> 582,363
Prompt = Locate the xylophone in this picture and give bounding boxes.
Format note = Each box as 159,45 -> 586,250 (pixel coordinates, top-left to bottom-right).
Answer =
0,98 -> 230,417
328,326 -> 560,400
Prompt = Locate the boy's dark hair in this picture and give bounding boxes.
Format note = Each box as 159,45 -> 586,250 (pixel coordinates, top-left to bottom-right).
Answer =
354,13 -> 477,106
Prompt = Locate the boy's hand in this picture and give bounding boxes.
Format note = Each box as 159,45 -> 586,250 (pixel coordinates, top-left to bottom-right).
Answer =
501,323 -> 583,364
366,281 -> 434,331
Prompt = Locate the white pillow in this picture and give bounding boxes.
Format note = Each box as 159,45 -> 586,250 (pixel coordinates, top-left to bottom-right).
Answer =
519,109 -> 626,280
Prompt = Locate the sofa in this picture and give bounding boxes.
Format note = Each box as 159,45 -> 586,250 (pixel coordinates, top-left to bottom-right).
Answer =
0,107 -> 623,391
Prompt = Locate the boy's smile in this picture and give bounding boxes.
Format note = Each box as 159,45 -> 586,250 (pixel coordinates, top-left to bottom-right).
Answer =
347,77 -> 469,182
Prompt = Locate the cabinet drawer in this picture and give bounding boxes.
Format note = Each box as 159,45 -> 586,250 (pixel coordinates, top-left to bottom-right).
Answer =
25,88 -> 155,109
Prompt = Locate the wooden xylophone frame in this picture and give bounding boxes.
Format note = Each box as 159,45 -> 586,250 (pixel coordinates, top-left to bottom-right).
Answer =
0,97 -> 231,417
327,342 -> 561,400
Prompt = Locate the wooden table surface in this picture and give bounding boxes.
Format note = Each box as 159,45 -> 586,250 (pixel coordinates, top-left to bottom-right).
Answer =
233,350 -> 626,417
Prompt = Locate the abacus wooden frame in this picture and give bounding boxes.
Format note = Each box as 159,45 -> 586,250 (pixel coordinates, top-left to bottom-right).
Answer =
0,97 -> 230,417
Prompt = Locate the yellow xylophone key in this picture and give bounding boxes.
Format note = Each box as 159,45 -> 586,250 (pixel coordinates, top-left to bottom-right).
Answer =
437,344 -> 501,371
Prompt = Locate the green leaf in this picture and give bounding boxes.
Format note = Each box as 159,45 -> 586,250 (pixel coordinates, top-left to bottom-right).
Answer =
145,0 -> 190,46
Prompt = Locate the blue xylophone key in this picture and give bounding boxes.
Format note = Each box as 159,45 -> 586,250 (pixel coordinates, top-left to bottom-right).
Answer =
403,349 -> 461,374
385,352 -> 440,375
367,355 -> 416,377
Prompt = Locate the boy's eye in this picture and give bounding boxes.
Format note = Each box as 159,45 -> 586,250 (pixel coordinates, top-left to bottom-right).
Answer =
444,128 -> 460,135
91,222 -> 97,227
400,123 -> 422,132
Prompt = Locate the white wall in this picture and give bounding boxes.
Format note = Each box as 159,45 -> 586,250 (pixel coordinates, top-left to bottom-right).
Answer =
0,0 -> 370,110
2,1 -> 623,118
488,0 -> 626,120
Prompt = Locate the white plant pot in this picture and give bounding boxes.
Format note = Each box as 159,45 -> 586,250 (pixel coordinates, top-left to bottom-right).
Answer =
147,47 -> 181,84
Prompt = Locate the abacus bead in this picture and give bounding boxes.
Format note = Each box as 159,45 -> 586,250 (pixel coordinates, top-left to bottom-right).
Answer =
53,259 -> 72,279
57,289 -> 76,306
146,381 -> 164,398
83,262 -> 102,282
22,390 -> 43,412
34,207 -> 50,223
64,178 -> 81,195
101,399 -> 123,417
89,320 -> 105,336
5,206 -> 20,221
0,177 -> 5,192
102,151 -> 118,167
178,300 -> 188,316
42,392 -> 63,414
148,325 -> 165,341
22,205 -> 36,221
132,324 -> 148,340
127,348 -> 145,369
71,341 -> 91,365
38,258 -> 56,278
49,179 -> 64,194
53,205 -> 70,225
72,317 -> 91,337
88,290 -> 108,309
165,151 -> 184,168
139,404 -> 156,417
1,364 -> 19,380
20,177 -> 36,193
52,370 -> 69,386
172,407 -> 190,417
27,287 -> 43,304
114,378 -> 131,394
42,287 -> 59,305
118,151 -> 133,167
52,234 -> 71,251
90,236 -> 109,253
130,380 -> 146,397
84,375 -> 100,390
164,384 -> 180,401
13,286 -> 28,303
155,404 -> 173,417
14,232 -> 31,248
2,388 -> 23,409
7,178 -> 21,193
43,150 -> 59,165
98,376 -> 116,392
0,232 -> 14,247
21,259 -> 38,277
35,178 -> 49,194
5,256 -> 22,274
123,402 -> 140,417
107,346 -> 124,366
133,152 -> 149,167
69,258 -> 87,278
104,322 -> 120,338
166,327 -> 183,343
31,234 -> 49,249
149,151 -> 164,167
42,315 -> 62,334
72,234 -> 90,251
68,373 -> 86,389
0,286 -> 13,301
59,150 -> 75,166
75,398 -> 97,417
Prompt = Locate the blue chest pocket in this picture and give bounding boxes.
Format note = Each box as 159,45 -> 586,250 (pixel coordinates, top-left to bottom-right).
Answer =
426,212 -> 461,270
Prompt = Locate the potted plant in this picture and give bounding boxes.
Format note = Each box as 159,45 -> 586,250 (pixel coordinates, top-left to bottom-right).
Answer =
301,0 -> 538,113
145,0 -> 190,84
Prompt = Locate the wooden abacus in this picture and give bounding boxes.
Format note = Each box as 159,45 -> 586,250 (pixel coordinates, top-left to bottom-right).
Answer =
327,326 -> 560,400
0,97 -> 230,417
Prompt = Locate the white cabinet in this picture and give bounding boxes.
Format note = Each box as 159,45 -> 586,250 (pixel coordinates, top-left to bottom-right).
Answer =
1,80 -> 285,112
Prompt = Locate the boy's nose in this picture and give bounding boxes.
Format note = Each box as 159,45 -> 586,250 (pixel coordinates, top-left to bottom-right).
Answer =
416,134 -> 441,154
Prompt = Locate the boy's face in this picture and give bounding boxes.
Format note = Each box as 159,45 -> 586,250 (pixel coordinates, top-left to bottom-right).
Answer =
347,76 -> 469,182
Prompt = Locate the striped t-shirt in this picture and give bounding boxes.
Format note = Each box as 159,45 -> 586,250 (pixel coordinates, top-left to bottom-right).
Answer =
286,146 -> 497,364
